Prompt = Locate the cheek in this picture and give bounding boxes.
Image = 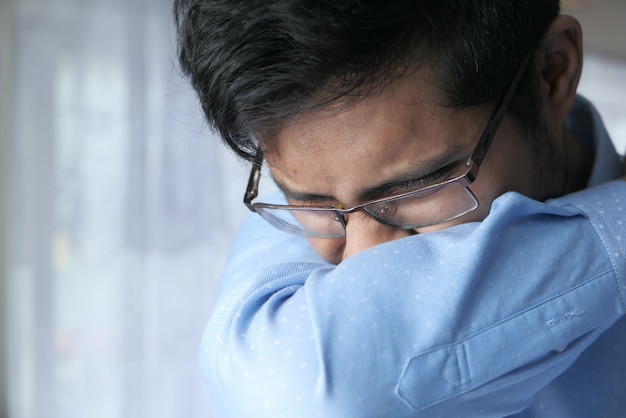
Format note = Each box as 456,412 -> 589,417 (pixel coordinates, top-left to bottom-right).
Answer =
307,237 -> 346,265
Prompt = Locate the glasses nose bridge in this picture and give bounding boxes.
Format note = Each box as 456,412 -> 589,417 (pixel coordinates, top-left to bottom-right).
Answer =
336,202 -> 387,229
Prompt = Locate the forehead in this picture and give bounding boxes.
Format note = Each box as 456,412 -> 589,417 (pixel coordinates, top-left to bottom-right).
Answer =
262,72 -> 487,204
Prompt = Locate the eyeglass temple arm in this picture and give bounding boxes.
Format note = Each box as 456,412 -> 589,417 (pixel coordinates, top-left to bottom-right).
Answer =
471,49 -> 534,167
244,147 -> 264,205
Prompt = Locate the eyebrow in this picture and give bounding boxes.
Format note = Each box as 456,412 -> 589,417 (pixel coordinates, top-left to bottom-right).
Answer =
271,144 -> 469,206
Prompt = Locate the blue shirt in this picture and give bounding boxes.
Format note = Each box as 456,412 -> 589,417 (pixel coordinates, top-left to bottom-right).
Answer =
201,97 -> 626,418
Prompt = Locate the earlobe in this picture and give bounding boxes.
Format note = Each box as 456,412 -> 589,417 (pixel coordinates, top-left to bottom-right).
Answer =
537,15 -> 583,122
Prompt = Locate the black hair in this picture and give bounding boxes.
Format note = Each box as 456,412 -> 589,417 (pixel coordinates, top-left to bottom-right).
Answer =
174,0 -> 560,161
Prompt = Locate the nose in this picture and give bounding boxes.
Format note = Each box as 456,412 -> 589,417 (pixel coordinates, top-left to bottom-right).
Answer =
341,211 -> 414,261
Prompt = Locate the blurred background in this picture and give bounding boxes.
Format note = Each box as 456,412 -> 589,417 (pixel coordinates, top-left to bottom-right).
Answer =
0,0 -> 624,418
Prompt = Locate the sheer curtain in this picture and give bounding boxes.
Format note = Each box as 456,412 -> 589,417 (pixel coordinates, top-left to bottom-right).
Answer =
4,0 -> 249,417
1,1 -> 16,416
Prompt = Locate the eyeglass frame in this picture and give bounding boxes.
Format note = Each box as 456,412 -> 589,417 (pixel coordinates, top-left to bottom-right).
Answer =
243,48 -> 534,237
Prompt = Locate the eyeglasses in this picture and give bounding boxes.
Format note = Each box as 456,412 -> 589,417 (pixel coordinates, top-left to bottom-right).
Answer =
244,49 -> 533,238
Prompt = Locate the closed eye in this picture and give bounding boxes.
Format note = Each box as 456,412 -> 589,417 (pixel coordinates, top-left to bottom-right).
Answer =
284,197 -> 340,209
364,160 -> 463,200
281,190 -> 341,208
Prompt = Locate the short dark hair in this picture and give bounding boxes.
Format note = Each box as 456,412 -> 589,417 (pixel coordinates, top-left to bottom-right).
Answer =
174,0 -> 560,161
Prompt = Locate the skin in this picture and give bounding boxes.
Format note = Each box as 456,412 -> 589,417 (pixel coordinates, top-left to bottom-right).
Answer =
262,16 -> 597,265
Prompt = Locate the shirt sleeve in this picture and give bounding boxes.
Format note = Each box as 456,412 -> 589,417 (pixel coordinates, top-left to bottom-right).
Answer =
200,181 -> 626,418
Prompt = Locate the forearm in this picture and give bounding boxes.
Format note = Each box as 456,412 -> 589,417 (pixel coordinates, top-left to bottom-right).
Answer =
203,182 -> 626,418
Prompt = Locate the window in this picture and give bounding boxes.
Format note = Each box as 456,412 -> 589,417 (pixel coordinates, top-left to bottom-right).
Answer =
3,1 -> 247,417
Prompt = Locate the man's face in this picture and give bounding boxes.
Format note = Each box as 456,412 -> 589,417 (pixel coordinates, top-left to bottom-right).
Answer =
262,71 -> 564,264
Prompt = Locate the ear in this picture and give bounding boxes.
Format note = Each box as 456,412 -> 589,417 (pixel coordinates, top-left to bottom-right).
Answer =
536,15 -> 583,123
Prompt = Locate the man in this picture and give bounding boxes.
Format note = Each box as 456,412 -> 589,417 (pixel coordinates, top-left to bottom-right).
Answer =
174,1 -> 626,417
